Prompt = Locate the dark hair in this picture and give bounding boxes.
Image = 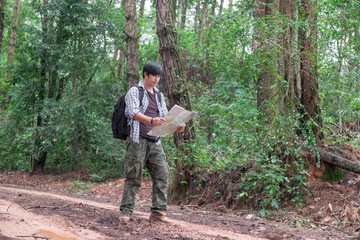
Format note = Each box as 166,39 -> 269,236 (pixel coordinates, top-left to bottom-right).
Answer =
142,62 -> 163,78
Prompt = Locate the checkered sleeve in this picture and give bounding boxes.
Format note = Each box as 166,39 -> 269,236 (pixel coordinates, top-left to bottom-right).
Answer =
125,87 -> 141,119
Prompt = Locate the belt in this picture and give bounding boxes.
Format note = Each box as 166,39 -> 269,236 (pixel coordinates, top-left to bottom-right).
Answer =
139,133 -> 159,143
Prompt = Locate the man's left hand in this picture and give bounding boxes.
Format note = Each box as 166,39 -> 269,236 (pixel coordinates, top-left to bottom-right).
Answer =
176,124 -> 186,132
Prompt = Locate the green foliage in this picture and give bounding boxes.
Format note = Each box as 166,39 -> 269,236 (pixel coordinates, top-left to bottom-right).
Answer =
69,180 -> 94,193
0,0 -> 127,176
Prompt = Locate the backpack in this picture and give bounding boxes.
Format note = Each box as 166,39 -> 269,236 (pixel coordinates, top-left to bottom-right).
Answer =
112,85 -> 144,140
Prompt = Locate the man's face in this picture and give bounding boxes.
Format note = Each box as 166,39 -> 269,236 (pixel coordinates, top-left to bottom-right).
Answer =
144,72 -> 161,88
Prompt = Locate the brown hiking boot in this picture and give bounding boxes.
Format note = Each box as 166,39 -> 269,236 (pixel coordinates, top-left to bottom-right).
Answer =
119,212 -> 131,225
149,211 -> 171,223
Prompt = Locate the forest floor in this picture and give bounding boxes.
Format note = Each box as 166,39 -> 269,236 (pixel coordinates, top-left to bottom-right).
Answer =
0,166 -> 359,240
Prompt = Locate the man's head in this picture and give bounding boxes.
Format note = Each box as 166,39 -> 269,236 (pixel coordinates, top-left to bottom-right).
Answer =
143,62 -> 163,78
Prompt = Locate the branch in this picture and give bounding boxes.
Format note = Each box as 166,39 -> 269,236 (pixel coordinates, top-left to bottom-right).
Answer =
15,236 -> 49,240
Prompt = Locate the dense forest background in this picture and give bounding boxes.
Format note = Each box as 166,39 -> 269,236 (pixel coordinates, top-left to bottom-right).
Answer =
0,0 -> 359,210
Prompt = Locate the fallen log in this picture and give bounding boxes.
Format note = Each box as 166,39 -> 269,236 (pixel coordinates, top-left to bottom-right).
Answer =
318,148 -> 360,174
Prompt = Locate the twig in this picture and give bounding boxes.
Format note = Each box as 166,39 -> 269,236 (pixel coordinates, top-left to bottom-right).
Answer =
7,203 -> 25,212
25,205 -> 61,210
15,236 -> 49,239
304,185 -> 316,198
311,221 -> 352,235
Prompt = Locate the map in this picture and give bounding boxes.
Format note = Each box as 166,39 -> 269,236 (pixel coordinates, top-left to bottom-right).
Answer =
147,105 -> 197,137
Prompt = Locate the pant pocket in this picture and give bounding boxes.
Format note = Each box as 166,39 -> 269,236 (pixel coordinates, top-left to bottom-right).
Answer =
124,157 -> 141,180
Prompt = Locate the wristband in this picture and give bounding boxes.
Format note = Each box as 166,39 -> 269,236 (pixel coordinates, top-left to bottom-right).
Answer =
151,118 -> 154,125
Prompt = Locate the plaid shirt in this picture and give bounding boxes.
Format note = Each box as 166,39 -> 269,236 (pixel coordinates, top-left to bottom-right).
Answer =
125,81 -> 168,144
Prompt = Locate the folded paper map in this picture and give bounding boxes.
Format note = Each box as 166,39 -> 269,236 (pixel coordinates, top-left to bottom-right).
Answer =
147,105 -> 197,137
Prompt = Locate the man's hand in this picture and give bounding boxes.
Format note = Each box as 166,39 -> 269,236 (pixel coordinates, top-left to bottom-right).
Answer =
152,117 -> 165,126
176,124 -> 186,132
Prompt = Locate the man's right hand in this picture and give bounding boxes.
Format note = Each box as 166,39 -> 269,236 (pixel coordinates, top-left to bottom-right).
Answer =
152,117 -> 165,126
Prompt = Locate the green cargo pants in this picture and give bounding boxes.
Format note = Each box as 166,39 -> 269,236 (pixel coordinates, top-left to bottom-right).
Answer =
120,136 -> 169,215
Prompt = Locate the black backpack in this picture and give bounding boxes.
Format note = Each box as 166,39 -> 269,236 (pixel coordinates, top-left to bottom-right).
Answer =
112,85 -> 144,140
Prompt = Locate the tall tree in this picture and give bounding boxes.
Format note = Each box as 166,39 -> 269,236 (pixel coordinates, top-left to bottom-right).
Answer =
156,0 -> 195,148
31,0 -> 48,171
139,0 -> 146,20
6,0 -> 21,67
3,0 -> 21,108
298,0 -> 322,141
0,0 -> 6,55
279,0 -> 296,109
218,0 -> 223,16
254,0 -> 280,122
180,0 -> 187,29
124,0 -> 139,88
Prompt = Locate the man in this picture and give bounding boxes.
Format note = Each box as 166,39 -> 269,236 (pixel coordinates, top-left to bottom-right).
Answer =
119,62 -> 185,223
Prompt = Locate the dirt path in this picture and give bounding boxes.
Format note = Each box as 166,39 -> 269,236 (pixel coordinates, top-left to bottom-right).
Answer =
0,185 -> 266,240
0,175 -> 355,240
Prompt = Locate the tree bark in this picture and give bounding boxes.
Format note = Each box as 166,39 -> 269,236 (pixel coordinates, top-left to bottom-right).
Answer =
298,0 -> 322,141
219,0 -> 224,16
180,0 -> 187,29
113,45 -> 119,60
156,0 -> 195,148
0,0 -> 6,55
124,0 -> 139,89
197,0 -> 208,43
7,0 -> 21,66
139,0 -> 146,20
117,48 -> 124,80
194,0 -> 200,38
2,0 -> 21,109
279,0 -> 296,110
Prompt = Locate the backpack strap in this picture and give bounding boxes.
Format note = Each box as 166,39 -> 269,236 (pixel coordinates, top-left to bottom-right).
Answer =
131,85 -> 162,108
156,91 -> 162,107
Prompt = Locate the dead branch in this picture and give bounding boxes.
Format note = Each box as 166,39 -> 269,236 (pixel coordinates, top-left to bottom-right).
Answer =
311,221 -> 352,235
317,148 -> 360,174
15,236 -> 49,239
25,205 -> 61,210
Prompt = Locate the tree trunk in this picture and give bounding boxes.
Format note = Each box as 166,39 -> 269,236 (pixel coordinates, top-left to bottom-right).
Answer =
254,0 -> 279,123
172,0 -> 177,19
4,0 -> 21,86
2,0 -> 21,109
156,0 -> 195,148
194,0 -> 200,38
113,45 -> 119,60
279,0 -> 296,110
219,0 -> 224,16
117,49 -> 124,80
32,0 -> 49,172
139,0 -> 146,20
0,0 -> 6,55
7,0 -> 21,65
180,0 -> 187,29
197,1 -> 208,43
318,149 -> 360,174
124,0 -> 139,89
298,0 -> 322,141
228,0 -> 233,13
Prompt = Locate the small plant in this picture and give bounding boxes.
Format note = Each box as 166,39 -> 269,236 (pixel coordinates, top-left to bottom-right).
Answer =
215,192 -> 221,199
191,195 -> 199,200
69,180 -> 94,193
89,173 -> 105,182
